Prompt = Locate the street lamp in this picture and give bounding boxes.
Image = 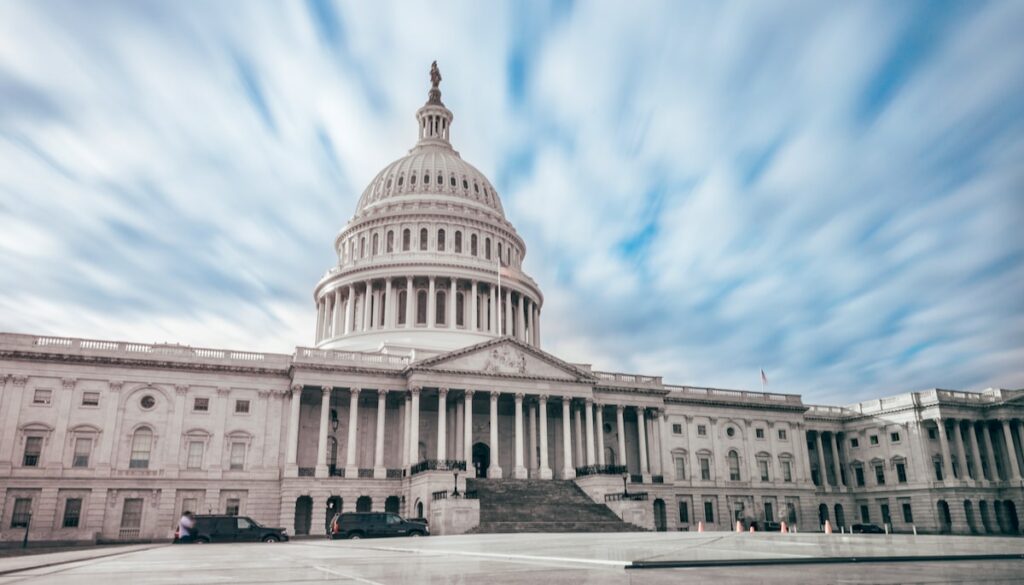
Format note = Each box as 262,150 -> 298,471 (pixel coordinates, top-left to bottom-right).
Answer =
453,470 -> 461,497
622,471 -> 629,496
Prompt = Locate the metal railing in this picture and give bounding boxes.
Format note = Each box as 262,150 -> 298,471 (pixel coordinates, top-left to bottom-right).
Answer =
575,464 -> 628,477
605,492 -> 648,502
432,489 -> 478,501
630,474 -> 644,484
298,467 -> 315,477
651,475 -> 665,484
118,528 -> 141,540
409,459 -> 466,475
358,468 -> 374,478
386,468 -> 404,479
329,467 -> 345,478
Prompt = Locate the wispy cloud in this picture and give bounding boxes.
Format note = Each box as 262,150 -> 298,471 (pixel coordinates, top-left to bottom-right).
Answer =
0,1 -> 1021,404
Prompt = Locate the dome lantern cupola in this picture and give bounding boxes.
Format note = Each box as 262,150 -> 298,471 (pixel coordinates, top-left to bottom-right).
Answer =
414,61 -> 453,147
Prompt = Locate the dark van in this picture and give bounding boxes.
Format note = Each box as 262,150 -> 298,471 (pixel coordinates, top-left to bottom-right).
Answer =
180,515 -> 289,543
329,512 -> 428,539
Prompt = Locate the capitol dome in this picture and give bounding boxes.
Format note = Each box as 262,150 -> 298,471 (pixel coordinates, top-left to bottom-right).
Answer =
312,63 -> 543,357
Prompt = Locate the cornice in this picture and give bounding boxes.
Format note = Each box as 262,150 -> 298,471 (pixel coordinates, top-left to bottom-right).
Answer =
664,395 -> 809,413
0,349 -> 292,378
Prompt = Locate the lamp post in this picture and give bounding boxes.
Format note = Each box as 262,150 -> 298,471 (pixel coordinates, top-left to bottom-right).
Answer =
622,471 -> 629,496
21,513 -> 31,549
453,470 -> 460,497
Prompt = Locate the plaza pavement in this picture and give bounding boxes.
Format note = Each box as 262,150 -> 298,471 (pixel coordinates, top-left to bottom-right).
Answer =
0,532 -> 1021,584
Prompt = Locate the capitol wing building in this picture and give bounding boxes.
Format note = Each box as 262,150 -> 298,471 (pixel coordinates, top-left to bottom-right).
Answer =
1,69 -> 1022,544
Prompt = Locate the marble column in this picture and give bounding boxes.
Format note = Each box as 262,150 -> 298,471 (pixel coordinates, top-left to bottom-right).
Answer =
526,299 -> 534,345
953,419 -> 968,480
616,405 -> 627,470
489,285 -> 496,334
584,398 -> 596,466
981,422 -> 999,480
595,404 -> 606,466
455,399 -> 464,461
470,281 -> 479,331
829,432 -> 843,487
504,288 -> 513,336
333,288 -> 343,336
1001,419 -> 1021,480
968,420 -> 983,482
449,278 -> 457,329
384,279 -> 393,329
517,294 -> 526,341
286,385 -> 302,469
345,285 -> 355,334
436,388 -> 448,460
814,432 -> 828,487
405,277 -> 414,329
513,393 -> 527,478
427,277 -> 436,328
528,400 -> 538,472
401,393 -> 410,470
464,391 -> 474,468
409,388 -> 421,466
656,409 -> 669,477
488,391 -> 502,478
345,389 -> 360,475
573,402 -> 584,466
534,306 -> 541,346
362,282 -> 372,331
315,386 -> 332,477
539,395 -> 552,479
561,399 -> 575,479
936,419 -> 954,482
637,408 -> 650,476
374,390 -> 387,478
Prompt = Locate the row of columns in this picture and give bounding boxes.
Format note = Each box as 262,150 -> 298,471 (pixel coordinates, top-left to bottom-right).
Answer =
933,418 -> 1023,483
314,277 -> 541,345
810,430 -> 845,488
285,385 -> 665,480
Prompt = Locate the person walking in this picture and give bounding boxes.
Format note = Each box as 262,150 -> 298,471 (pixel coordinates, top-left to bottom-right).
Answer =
177,511 -> 195,543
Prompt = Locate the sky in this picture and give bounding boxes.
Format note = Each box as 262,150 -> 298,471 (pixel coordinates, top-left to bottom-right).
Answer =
1,1 -> 1022,405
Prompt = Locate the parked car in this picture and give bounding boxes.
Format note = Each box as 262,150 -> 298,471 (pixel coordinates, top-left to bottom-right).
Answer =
851,523 -> 885,534
176,515 -> 289,543
330,512 -> 429,539
751,520 -> 782,532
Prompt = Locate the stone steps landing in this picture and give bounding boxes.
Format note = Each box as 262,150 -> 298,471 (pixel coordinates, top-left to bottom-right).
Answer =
467,478 -> 642,533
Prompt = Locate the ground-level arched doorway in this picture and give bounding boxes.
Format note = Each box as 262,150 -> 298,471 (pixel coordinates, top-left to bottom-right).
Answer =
980,500 -> 993,534
937,500 -> 952,533
1005,500 -> 1019,534
818,504 -> 829,529
385,496 -> 400,514
834,504 -> 845,531
964,500 -> 977,534
356,496 -> 372,512
294,496 -> 312,535
653,499 -> 667,532
605,447 -> 616,466
414,500 -> 424,519
326,496 -> 342,533
472,442 -> 490,478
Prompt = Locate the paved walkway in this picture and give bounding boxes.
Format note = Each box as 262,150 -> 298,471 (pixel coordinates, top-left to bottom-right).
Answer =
0,533 -> 1020,584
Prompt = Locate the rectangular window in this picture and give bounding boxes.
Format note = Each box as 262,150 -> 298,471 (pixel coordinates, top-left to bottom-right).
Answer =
674,457 -> 686,480
782,460 -> 792,482
120,498 -> 143,529
23,436 -> 42,467
902,503 -> 913,523
755,428 -> 765,439
182,497 -> 198,516
874,465 -> 885,485
889,432 -> 900,443
699,457 -> 711,480
33,389 -> 52,405
787,501 -> 798,524
896,462 -> 907,483
778,429 -> 787,440
186,441 -> 204,470
73,437 -> 92,468
11,499 -> 32,528
225,498 -> 240,516
672,423 -> 683,435
678,501 -> 689,523
234,400 -> 250,414
229,442 -> 246,471
764,502 -> 774,521
62,498 -> 82,528
82,392 -> 100,407
880,503 -> 891,526
855,467 -> 865,487
934,459 -> 944,481
869,435 -> 879,445
928,428 -> 937,440
193,398 -> 209,412
758,460 -> 770,481
697,425 -> 707,437
860,504 -> 870,523
850,438 -> 859,448
704,501 -> 715,523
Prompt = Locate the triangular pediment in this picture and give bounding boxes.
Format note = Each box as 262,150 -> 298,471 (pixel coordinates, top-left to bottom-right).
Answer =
409,337 -> 595,383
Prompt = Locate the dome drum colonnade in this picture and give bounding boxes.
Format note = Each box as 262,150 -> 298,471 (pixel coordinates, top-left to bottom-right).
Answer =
312,63 -> 541,355
284,382 -> 669,481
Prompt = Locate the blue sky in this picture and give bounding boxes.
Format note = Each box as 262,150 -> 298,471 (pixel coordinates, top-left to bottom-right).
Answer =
1,1 -> 1022,404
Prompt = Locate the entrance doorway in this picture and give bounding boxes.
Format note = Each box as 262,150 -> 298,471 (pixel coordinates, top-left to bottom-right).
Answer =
326,496 -> 342,533
653,499 -> 667,532
472,442 -> 490,478
385,496 -> 400,514
834,504 -> 845,531
294,496 -> 312,535
937,500 -> 952,533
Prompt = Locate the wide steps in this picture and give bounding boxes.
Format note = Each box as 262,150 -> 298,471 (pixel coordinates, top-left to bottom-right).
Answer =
467,478 -> 640,534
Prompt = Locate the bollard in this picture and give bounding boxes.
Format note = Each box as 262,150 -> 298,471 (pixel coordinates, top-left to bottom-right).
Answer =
736,520 -> 743,533
824,519 -> 833,535
912,524 -> 917,536
749,525 -> 755,533
698,521 -> 704,533
780,520 -> 788,533
884,523 -> 890,535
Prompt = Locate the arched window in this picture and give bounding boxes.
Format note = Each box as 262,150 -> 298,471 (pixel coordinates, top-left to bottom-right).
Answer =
727,450 -> 741,481
402,229 -> 411,251
359,237 -> 366,258
397,290 -> 407,325
416,291 -> 427,325
471,234 -> 478,256
129,428 -> 153,469
454,231 -> 462,253
398,175 -> 404,187
436,173 -> 442,186
436,291 -> 446,326
423,172 -> 430,185
456,292 -> 465,327
437,229 -> 446,252
410,173 -> 417,185
450,176 -> 456,187
485,237 -> 491,260
497,242 -> 502,261
386,231 -> 394,253
372,233 -> 379,256
419,228 -> 428,251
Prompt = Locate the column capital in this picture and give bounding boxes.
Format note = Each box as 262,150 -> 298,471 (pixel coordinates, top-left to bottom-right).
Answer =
321,385 -> 333,396
377,388 -> 388,399
438,387 -> 449,398
490,390 -> 501,401
515,392 -> 525,401
175,384 -> 189,395
584,397 -> 594,405
290,384 -> 303,395
464,389 -> 476,398
410,386 -> 422,396
62,377 -> 77,391
538,393 -> 549,403
616,404 -> 625,413
217,386 -> 231,396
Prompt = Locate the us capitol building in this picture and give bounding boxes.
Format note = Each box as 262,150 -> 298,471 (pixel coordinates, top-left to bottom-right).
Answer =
1,66 -> 1022,543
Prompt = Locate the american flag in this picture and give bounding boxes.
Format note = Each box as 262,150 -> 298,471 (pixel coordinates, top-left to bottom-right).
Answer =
760,369 -> 768,385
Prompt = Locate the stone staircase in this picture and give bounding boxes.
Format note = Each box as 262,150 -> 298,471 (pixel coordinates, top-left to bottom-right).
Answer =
466,478 -> 643,533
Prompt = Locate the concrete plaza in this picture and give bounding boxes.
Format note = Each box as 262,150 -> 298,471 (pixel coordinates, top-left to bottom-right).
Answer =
1,533 -> 1022,584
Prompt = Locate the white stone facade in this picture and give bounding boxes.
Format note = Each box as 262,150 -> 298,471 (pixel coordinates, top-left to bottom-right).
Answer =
1,67 -> 1021,543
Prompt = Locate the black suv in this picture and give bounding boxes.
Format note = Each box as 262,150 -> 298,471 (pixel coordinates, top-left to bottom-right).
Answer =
183,515 -> 289,543
751,520 -> 782,532
851,523 -> 885,534
330,512 -> 428,539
